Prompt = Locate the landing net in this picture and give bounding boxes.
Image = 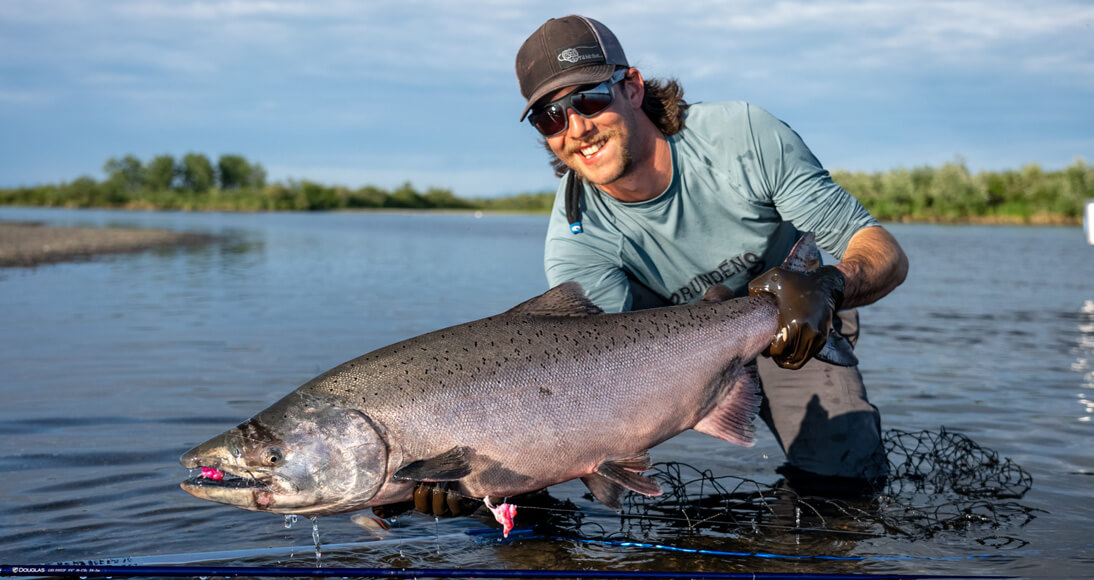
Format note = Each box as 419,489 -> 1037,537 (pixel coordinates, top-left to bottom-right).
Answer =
534,428 -> 1038,545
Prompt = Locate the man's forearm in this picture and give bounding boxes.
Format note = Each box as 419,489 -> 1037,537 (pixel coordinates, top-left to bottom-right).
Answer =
833,225 -> 909,310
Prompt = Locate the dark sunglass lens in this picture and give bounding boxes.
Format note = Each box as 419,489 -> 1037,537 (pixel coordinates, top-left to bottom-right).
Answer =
530,104 -> 566,136
571,91 -> 613,116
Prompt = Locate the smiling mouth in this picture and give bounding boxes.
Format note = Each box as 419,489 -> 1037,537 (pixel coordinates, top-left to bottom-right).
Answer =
579,139 -> 606,159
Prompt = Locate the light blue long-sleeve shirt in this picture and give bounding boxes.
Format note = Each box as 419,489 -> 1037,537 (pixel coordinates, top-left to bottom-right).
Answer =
544,101 -> 878,313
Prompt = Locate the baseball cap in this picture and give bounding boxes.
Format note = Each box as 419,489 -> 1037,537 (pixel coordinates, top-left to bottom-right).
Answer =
515,15 -> 629,121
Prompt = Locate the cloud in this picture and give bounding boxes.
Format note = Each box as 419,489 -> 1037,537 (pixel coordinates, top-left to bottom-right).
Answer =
0,0 -> 1090,190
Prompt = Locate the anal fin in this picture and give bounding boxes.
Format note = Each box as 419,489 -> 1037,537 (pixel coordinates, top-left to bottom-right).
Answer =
580,474 -> 626,511
581,452 -> 663,510
693,364 -> 762,447
393,446 -> 471,482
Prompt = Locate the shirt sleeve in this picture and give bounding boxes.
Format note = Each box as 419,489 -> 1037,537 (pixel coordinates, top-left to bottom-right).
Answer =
543,188 -> 633,313
745,104 -> 878,259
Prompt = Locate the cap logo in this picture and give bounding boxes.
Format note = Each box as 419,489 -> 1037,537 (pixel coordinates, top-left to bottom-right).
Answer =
555,44 -> 604,69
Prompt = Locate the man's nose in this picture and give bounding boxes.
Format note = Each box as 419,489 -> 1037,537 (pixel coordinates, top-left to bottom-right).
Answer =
566,109 -> 593,139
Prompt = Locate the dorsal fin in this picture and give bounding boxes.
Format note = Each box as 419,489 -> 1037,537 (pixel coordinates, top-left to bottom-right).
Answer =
781,232 -> 820,273
505,282 -> 604,318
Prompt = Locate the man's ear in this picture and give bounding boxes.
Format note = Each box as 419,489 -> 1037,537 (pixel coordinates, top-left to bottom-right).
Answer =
623,67 -> 645,109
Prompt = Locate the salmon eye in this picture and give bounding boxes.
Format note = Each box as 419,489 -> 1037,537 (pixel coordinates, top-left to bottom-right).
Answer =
263,446 -> 283,466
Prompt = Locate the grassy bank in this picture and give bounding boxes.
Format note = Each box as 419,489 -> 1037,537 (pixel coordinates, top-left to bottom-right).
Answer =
1,155 -> 1090,224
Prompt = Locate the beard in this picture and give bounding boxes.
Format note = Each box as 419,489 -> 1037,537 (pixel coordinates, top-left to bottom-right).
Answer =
560,126 -> 634,186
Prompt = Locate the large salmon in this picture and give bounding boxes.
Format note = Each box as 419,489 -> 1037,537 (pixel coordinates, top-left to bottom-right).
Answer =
180,233 -> 851,515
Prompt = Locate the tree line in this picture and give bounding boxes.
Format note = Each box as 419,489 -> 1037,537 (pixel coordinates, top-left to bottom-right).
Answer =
0,154 -> 1089,222
104,153 -> 268,193
831,157 -> 1092,224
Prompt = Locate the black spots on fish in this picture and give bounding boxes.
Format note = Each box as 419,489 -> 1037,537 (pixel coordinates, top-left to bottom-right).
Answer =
540,386 -> 553,396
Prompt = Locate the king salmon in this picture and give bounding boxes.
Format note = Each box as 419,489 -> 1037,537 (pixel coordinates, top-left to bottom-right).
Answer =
180,233 -> 852,515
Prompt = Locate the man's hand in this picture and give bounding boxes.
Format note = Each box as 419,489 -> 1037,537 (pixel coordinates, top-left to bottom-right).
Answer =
748,265 -> 845,370
369,483 -> 477,519
414,482 -> 477,517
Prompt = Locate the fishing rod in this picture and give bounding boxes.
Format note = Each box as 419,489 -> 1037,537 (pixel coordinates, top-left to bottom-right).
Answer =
0,565 -> 1018,579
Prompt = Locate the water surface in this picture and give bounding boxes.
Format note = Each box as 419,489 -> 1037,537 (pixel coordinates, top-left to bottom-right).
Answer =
0,207 -> 1091,576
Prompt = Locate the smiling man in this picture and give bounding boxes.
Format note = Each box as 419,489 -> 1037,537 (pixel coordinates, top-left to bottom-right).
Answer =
516,15 -> 909,493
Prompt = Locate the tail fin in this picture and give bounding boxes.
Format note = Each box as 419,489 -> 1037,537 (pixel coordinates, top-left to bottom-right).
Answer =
815,331 -> 858,367
780,232 -> 821,273
779,232 -> 859,368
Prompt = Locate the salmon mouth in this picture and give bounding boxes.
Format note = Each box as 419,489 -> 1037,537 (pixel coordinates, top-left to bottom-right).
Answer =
182,466 -> 269,491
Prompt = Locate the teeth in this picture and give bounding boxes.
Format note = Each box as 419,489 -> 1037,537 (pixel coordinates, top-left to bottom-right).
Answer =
580,142 -> 603,157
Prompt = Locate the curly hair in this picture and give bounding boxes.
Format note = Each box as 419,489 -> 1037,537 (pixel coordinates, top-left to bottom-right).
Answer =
544,77 -> 689,177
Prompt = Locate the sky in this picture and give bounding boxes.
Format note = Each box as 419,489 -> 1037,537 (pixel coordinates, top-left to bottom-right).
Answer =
1,0 -> 1092,198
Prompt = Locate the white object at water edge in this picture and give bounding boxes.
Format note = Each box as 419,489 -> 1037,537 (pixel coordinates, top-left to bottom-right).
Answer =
1086,199 -> 1094,245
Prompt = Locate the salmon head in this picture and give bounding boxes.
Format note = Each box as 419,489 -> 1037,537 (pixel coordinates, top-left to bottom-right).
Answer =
179,391 -> 389,516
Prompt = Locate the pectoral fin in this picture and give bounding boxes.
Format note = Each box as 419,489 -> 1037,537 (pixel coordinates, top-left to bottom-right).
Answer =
393,446 -> 472,482
580,453 -> 663,510
693,364 -> 762,447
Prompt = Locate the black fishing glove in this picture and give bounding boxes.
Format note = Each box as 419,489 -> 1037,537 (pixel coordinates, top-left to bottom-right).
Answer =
748,265 -> 845,370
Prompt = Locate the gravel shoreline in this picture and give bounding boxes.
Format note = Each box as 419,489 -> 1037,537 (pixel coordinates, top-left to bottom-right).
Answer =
0,221 -> 214,267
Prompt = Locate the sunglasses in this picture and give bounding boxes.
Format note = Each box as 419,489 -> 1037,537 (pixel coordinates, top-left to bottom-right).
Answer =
528,69 -> 628,137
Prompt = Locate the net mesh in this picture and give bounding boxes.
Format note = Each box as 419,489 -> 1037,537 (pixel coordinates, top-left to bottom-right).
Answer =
532,428 -> 1039,545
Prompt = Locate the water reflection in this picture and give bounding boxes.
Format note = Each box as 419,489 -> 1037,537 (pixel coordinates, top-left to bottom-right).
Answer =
1075,300 -> 1094,422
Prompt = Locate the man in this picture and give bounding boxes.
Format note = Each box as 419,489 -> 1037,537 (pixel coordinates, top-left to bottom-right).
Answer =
517,15 -> 909,494
399,14 -> 908,516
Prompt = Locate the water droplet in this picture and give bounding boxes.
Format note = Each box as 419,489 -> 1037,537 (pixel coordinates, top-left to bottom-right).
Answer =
310,516 -> 322,568
284,514 -> 298,529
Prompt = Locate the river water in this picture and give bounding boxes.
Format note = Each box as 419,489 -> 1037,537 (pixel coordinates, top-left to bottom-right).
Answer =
0,207 -> 1091,577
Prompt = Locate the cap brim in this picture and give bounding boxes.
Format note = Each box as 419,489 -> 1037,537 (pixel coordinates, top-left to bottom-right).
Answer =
518,64 -> 617,121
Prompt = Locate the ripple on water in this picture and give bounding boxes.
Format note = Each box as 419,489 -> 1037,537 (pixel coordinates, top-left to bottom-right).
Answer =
1,214 -> 1092,576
